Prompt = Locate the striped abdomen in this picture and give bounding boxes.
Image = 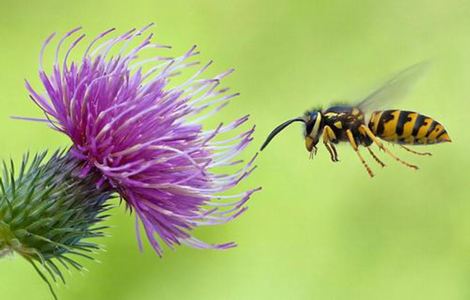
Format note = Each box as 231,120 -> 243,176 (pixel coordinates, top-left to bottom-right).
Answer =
368,110 -> 451,145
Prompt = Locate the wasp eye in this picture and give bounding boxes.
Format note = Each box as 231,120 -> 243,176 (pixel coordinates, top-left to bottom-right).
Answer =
305,112 -> 318,135
305,121 -> 314,136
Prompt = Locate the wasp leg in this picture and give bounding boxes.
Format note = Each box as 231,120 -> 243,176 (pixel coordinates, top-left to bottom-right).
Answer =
323,140 -> 336,161
346,129 -> 374,177
323,126 -> 339,162
366,147 -> 386,167
399,145 -> 432,156
359,125 -> 418,170
330,143 -> 339,161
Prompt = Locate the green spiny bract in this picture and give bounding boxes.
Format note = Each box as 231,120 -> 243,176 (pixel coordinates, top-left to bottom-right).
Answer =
0,150 -> 114,299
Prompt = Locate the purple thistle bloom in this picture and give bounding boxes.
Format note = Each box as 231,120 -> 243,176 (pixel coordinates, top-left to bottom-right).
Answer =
25,25 -> 260,256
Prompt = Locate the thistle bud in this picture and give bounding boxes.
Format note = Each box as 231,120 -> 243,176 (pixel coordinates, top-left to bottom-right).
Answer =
0,150 -> 113,299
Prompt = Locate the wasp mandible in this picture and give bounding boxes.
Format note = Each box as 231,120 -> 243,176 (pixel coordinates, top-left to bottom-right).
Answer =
260,63 -> 451,177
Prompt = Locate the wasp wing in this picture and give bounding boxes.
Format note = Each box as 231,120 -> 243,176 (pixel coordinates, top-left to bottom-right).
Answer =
356,61 -> 430,114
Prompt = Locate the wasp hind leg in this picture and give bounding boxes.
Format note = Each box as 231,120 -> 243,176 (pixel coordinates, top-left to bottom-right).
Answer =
346,129 -> 374,177
399,145 -> 432,156
366,147 -> 386,167
323,125 -> 339,162
359,125 -> 418,170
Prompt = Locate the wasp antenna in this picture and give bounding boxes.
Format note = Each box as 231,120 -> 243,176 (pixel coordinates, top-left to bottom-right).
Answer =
260,118 -> 305,151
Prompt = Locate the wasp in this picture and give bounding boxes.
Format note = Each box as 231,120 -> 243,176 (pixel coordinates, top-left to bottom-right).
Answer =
260,63 -> 451,177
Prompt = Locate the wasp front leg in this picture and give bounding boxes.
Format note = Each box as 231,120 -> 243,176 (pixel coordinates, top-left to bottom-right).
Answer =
323,125 -> 339,162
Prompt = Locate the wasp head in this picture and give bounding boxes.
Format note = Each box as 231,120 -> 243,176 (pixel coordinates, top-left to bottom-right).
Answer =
304,110 -> 323,153
260,108 -> 324,154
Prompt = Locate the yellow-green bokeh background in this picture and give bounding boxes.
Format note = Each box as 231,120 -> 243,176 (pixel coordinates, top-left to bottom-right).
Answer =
1,0 -> 469,299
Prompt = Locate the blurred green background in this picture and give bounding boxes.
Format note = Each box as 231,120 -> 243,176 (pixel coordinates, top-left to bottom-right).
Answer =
0,0 -> 469,299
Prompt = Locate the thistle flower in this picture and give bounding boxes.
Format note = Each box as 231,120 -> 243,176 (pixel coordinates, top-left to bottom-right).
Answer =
24,24 -> 260,257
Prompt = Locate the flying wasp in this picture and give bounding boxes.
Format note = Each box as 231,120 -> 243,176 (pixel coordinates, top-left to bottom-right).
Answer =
260,63 -> 451,177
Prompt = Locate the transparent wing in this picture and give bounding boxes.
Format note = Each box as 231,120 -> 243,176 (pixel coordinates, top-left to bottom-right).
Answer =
356,61 -> 430,113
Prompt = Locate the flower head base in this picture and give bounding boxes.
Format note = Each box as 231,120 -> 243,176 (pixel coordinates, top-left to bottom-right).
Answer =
0,151 -> 113,299
26,25 -> 260,255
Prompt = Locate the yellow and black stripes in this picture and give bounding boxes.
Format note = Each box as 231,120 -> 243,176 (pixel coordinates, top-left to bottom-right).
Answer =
368,110 -> 451,145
